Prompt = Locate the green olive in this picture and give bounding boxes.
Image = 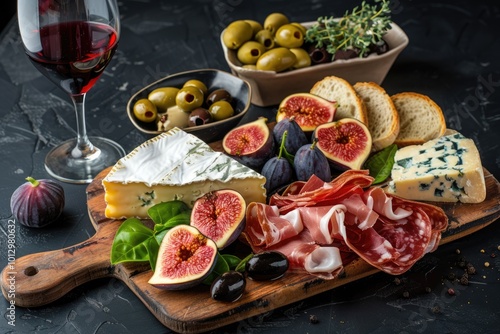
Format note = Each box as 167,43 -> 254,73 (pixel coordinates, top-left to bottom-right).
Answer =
209,100 -> 234,121
175,86 -> 204,112
290,22 -> 307,36
222,20 -> 253,50
183,79 -> 208,96
290,47 -> 311,69
237,41 -> 267,65
244,19 -> 263,37
275,24 -> 304,48
263,13 -> 289,35
148,87 -> 179,113
254,29 -> 275,50
133,98 -> 158,123
256,47 -> 297,72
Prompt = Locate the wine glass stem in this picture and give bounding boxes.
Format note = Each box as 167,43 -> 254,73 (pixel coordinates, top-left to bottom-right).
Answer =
71,94 -> 98,159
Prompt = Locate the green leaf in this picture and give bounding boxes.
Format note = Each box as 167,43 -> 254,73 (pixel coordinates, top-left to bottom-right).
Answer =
147,237 -> 160,271
235,253 -> 254,273
364,144 -> 397,184
147,200 -> 191,226
202,253 -> 230,285
221,254 -> 242,270
110,218 -> 155,265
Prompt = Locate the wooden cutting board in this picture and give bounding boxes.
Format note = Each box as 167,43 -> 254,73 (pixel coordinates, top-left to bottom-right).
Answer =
2,168 -> 500,333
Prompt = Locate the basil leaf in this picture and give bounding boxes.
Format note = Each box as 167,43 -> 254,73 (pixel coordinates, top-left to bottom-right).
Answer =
148,200 -> 191,225
364,144 -> 397,184
153,211 -> 191,233
147,237 -> 160,271
110,218 -> 155,264
202,253 -> 230,285
221,254 -> 242,270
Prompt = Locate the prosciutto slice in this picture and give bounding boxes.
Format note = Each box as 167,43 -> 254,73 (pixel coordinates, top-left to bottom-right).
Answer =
243,170 -> 448,278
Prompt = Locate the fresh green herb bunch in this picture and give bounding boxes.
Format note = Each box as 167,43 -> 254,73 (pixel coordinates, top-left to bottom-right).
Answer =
305,0 -> 392,60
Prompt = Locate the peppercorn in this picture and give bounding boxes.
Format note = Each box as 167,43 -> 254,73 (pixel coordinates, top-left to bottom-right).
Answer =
447,288 -> 455,296
309,315 -> 319,324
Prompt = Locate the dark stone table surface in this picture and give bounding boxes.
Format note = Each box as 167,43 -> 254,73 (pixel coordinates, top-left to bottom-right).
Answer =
1,0 -> 499,333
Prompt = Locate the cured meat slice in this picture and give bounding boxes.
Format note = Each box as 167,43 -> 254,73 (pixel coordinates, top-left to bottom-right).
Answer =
270,170 -> 374,213
244,202 -> 303,248
263,232 -> 344,280
338,188 -> 447,275
242,170 -> 448,278
297,205 -> 345,244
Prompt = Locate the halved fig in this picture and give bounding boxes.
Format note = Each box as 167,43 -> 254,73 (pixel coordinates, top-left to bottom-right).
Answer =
314,118 -> 372,170
276,93 -> 336,132
148,225 -> 218,290
222,117 -> 274,170
190,189 -> 246,249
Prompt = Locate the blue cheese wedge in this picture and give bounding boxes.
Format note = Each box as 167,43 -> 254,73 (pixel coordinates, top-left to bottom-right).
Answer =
102,127 -> 267,219
387,132 -> 486,203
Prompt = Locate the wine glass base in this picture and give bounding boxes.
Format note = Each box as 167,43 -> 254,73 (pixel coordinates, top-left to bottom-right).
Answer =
45,137 -> 126,184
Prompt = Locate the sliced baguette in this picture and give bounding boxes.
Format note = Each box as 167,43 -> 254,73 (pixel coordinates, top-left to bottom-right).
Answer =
310,76 -> 369,126
353,82 -> 400,151
391,92 -> 446,146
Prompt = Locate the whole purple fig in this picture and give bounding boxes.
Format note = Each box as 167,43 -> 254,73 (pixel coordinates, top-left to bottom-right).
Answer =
10,177 -> 65,228
294,139 -> 332,182
272,116 -> 309,155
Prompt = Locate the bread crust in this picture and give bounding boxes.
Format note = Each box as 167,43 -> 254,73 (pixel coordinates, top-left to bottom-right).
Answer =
310,76 -> 369,126
391,92 -> 446,146
353,82 -> 400,151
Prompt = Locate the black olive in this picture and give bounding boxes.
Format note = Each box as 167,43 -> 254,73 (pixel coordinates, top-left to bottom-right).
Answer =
210,271 -> 246,302
205,89 -> 233,108
245,251 -> 289,281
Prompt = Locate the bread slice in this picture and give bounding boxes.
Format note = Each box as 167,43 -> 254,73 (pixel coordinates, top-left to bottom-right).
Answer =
310,76 -> 368,125
353,82 -> 400,151
391,92 -> 446,146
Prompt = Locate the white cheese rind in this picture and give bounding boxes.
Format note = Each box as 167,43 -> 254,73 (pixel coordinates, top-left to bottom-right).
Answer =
103,127 -> 267,218
387,132 -> 486,203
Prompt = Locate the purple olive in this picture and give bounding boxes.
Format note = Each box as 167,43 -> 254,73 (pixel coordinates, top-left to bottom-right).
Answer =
188,107 -> 212,127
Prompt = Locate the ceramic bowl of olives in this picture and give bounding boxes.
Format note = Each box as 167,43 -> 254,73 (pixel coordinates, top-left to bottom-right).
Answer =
127,69 -> 252,143
220,21 -> 409,107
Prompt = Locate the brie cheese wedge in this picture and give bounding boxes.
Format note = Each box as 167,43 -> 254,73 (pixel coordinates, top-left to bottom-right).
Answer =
102,127 -> 267,219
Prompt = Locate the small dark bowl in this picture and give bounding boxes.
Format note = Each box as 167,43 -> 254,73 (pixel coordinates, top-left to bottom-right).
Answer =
127,69 -> 252,143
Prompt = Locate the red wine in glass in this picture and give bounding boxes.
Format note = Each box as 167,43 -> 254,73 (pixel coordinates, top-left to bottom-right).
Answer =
18,0 -> 125,183
27,21 -> 118,95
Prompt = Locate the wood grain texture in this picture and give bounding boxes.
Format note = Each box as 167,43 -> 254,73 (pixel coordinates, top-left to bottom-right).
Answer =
1,167 -> 499,333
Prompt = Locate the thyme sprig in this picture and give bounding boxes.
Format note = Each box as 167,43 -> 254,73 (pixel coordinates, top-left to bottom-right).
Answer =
305,0 -> 392,60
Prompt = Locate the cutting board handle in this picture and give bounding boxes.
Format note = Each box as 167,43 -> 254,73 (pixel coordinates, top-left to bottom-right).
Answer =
1,221 -> 117,308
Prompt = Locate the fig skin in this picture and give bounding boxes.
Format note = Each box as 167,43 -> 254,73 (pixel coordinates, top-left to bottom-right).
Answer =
10,176 -> 65,228
149,225 -> 218,290
276,93 -> 336,132
222,117 -> 275,170
314,118 -> 372,171
294,139 -> 332,182
272,117 -> 309,155
190,189 -> 246,249
261,156 -> 293,195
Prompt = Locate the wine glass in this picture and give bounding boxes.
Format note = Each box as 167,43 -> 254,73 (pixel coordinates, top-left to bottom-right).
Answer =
17,0 -> 125,183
